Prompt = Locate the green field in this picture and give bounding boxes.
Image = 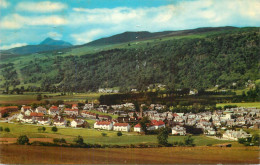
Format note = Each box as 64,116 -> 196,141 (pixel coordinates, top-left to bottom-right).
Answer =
216,102 -> 260,108
0,122 -> 230,146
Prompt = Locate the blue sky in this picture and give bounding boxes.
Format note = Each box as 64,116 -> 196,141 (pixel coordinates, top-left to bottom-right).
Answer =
0,0 -> 259,49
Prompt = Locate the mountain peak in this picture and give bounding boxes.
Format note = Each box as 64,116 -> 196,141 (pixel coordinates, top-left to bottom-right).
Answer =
40,38 -> 72,46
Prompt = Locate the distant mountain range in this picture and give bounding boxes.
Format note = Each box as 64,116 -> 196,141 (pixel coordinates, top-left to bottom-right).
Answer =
1,38 -> 72,55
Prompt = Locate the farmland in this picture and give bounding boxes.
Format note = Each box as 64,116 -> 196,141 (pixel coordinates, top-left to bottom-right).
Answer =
0,144 -> 258,164
216,102 -> 260,108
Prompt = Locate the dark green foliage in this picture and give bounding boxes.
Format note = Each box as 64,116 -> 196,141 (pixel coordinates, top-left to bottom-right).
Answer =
4,127 -> 10,132
53,138 -> 66,144
37,94 -> 42,101
139,116 -> 150,134
0,126 -> 3,131
101,133 -> 107,137
184,135 -> 195,146
157,127 -> 169,146
74,135 -> 84,145
51,126 -> 58,132
38,127 -> 46,132
17,135 -> 29,145
117,131 -> 123,136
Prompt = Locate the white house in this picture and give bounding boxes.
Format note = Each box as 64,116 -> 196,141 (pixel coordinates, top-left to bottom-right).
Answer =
64,108 -> 78,116
53,116 -> 67,127
71,119 -> 85,128
21,106 -> 31,113
21,116 -> 34,123
94,121 -> 113,130
49,106 -> 60,116
35,107 -> 47,114
147,120 -> 165,130
172,125 -> 186,135
223,129 -> 251,140
37,117 -> 51,125
134,123 -> 142,132
24,109 -> 33,116
113,123 -> 130,132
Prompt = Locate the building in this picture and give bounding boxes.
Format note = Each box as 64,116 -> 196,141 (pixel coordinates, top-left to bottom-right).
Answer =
53,116 -> 67,127
71,119 -> 86,128
134,123 -> 142,132
49,106 -> 60,116
172,125 -> 186,135
113,123 -> 130,132
64,108 -> 78,116
35,107 -> 47,114
223,129 -> 251,140
147,120 -> 165,130
94,121 -> 113,130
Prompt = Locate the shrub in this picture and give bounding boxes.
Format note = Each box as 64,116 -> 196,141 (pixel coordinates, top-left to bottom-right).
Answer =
101,132 -> 107,137
157,127 -> 169,146
17,135 -> 29,145
51,126 -> 58,132
42,127 -> 46,132
184,135 -> 195,146
74,135 -> 84,145
0,126 -> 3,132
4,127 -> 10,132
53,138 -> 66,144
117,131 -> 123,136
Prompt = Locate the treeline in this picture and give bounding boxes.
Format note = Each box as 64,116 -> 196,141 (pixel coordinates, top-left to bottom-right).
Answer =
1,27 -> 259,92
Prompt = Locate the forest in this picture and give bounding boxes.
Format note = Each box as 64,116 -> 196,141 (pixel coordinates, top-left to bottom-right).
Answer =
1,27 -> 259,93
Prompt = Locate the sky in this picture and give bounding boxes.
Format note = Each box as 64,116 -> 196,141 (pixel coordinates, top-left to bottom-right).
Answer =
0,0 -> 259,49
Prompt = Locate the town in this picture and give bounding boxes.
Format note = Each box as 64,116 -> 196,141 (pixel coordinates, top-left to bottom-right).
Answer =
1,102 -> 259,141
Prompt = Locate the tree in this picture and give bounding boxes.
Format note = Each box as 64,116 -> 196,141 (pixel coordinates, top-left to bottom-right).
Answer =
139,116 -> 150,134
51,126 -> 58,132
0,126 -> 3,131
74,135 -> 84,145
117,131 -> 123,136
17,135 -> 29,145
4,127 -> 10,132
184,135 -> 195,146
42,127 -> 46,132
37,94 -> 42,101
157,127 -> 169,146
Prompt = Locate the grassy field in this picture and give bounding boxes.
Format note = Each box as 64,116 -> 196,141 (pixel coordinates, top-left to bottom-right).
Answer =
0,144 -> 258,164
216,102 -> 260,108
0,122 -> 230,146
0,92 -> 104,104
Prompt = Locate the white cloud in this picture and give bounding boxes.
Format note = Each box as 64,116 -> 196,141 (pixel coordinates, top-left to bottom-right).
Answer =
0,0 -> 9,8
71,29 -> 104,44
0,43 -> 28,50
47,32 -> 62,39
1,14 -> 68,29
16,1 -> 67,13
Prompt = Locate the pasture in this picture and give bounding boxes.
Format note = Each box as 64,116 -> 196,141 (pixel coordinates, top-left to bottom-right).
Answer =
0,122 -> 230,146
216,102 -> 260,108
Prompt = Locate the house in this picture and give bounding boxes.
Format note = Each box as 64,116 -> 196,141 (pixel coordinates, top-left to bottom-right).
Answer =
21,116 -> 34,123
223,129 -> 251,140
98,115 -> 112,121
49,106 -> 60,116
35,107 -> 47,114
94,121 -> 113,130
71,119 -> 86,128
21,106 -> 31,113
113,123 -> 131,132
0,109 -> 8,118
134,123 -> 142,132
24,109 -> 33,116
72,104 -> 78,110
37,117 -> 51,125
16,113 -> 24,121
147,120 -> 165,130
53,116 -> 67,127
64,108 -> 78,116
172,125 -> 186,135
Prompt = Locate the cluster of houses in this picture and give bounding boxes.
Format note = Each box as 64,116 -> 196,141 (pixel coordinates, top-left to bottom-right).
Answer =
1,103 -> 259,140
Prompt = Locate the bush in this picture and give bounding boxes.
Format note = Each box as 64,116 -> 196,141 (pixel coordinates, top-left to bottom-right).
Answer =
117,131 -> 123,136
51,126 -> 58,132
17,135 -> 29,145
0,126 -> 3,132
184,135 -> 195,146
74,135 -> 84,145
157,127 -> 169,146
53,138 -> 66,144
101,132 -> 107,137
4,127 -> 10,132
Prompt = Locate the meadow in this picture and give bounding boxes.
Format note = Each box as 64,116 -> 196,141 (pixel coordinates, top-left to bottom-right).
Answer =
216,102 -> 260,108
0,122 -> 231,146
0,144 -> 258,164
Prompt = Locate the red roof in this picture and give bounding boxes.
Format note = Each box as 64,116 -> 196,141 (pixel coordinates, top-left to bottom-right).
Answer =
151,120 -> 165,126
30,112 -> 44,117
134,123 -> 141,128
22,106 -> 31,110
95,121 -> 111,125
114,123 -> 129,126
50,106 -> 58,110
0,106 -> 18,111
64,108 -> 78,111
173,113 -> 179,117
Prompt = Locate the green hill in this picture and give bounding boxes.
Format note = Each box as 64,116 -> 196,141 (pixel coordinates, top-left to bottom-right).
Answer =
0,27 -> 259,92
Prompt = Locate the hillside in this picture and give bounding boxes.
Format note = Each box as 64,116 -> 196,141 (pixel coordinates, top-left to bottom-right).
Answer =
84,26 -> 237,46
0,38 -> 72,56
0,27 -> 259,92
